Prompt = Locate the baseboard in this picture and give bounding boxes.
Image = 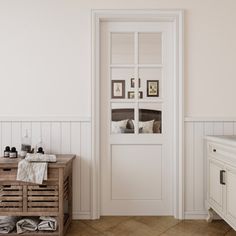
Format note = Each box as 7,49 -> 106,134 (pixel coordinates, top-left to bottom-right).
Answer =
72,212 -> 91,220
184,211 -> 207,220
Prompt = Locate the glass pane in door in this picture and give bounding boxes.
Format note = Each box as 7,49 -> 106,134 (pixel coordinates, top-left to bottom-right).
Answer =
111,103 -> 135,134
139,68 -> 162,99
111,33 -> 134,64
111,68 -> 135,99
138,103 -> 162,134
138,33 -> 162,64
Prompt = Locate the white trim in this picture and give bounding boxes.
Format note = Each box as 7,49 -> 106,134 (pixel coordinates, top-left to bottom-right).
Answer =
184,211 -> 207,220
0,116 -> 91,122
91,9 -> 184,219
72,212 -> 91,220
185,117 -> 236,122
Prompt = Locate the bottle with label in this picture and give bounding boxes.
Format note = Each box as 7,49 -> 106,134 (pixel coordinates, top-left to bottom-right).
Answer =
4,146 -> 10,158
9,147 -> 18,158
37,147 -> 44,154
20,129 -> 31,157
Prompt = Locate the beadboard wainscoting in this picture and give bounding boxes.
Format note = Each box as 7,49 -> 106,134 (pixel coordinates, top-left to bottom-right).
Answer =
184,118 -> 236,219
0,117 -> 91,220
1,117 -> 235,220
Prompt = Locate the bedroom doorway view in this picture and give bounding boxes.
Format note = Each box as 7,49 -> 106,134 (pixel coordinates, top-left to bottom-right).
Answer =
100,20 -> 175,215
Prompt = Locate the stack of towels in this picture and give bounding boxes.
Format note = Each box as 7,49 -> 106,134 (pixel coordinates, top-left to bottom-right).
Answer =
16,154 -> 56,184
0,216 -> 57,234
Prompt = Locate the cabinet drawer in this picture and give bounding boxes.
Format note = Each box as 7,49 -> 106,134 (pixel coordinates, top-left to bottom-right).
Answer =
0,168 -> 17,181
27,183 -> 59,212
0,184 -> 23,212
48,168 -> 59,180
208,142 -> 236,165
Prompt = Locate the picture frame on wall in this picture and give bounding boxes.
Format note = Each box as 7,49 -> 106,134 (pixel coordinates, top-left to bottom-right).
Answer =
128,91 -> 143,99
111,80 -> 125,99
147,80 -> 159,97
131,78 -> 141,88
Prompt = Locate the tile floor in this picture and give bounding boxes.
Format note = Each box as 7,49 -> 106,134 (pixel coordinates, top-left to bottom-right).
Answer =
67,216 -> 236,236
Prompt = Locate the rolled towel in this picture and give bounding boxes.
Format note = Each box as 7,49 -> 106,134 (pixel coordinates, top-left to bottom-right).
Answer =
16,217 -> 40,234
38,217 -> 57,231
0,217 -> 18,234
25,153 -> 56,163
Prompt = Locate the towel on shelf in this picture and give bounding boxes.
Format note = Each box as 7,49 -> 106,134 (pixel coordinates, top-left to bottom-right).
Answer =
0,217 -> 18,234
17,159 -> 47,184
16,217 -> 39,234
38,217 -> 57,231
25,153 -> 56,163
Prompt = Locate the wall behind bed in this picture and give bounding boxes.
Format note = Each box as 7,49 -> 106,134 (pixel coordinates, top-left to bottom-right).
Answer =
1,0 -> 236,219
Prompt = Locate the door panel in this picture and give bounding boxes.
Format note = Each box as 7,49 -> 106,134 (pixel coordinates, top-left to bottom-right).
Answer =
226,165 -> 236,222
208,159 -> 224,212
100,21 -> 173,215
111,144 -> 162,200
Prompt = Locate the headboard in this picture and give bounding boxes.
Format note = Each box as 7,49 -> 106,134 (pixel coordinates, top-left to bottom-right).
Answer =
112,109 -> 161,122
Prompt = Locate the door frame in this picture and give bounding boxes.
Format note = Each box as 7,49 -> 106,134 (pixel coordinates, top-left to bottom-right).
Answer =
91,9 -> 184,219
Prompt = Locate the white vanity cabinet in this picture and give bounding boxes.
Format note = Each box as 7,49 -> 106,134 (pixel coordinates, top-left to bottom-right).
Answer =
206,136 -> 236,229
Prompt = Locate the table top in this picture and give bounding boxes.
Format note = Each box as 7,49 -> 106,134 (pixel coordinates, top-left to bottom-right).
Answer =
0,154 -> 76,168
206,135 -> 236,147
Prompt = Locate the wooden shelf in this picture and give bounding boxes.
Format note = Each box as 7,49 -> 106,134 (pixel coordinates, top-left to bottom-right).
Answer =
0,155 -> 75,236
3,231 -> 59,236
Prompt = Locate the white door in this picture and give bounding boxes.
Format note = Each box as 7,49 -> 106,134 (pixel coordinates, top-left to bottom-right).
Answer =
208,159 -> 224,213
100,21 -> 174,215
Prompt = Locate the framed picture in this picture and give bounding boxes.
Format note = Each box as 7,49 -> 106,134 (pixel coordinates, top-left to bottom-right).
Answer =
111,80 -> 125,99
128,91 -> 143,99
147,80 -> 159,97
131,78 -> 141,88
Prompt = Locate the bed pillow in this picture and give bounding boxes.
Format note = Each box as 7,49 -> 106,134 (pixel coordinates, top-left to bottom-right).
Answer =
126,119 -> 135,129
111,120 -> 128,134
139,120 -> 155,133
120,127 -> 134,133
153,120 -> 161,133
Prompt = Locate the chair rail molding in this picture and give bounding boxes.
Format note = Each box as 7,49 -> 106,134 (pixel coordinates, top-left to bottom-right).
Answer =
185,116 -> 236,122
91,9 -> 184,219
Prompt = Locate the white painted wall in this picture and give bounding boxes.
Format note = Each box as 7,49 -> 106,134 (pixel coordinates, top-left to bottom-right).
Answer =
1,0 -> 236,219
1,0 -> 236,117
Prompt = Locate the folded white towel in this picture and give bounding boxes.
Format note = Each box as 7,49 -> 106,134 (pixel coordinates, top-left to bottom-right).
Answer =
25,153 -> 56,163
0,217 -> 18,234
17,159 -> 47,184
38,217 -> 57,231
16,217 -> 39,234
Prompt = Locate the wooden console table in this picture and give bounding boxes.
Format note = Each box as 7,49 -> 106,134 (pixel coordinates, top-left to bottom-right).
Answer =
0,154 -> 75,236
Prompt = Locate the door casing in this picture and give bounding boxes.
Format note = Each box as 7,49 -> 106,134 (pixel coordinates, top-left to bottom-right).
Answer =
91,9 -> 184,219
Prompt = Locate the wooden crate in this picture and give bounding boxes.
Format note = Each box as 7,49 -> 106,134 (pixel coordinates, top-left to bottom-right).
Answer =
0,155 -> 75,236
27,184 -> 59,212
0,184 -> 23,212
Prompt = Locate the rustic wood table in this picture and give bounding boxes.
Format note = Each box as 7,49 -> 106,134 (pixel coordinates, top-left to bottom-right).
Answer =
0,154 -> 75,236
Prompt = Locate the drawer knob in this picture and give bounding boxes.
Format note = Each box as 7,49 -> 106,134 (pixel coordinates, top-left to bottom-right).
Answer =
213,149 -> 216,152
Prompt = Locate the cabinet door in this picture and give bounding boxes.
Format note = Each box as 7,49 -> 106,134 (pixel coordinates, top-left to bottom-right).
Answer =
208,159 -> 224,213
225,165 -> 236,224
